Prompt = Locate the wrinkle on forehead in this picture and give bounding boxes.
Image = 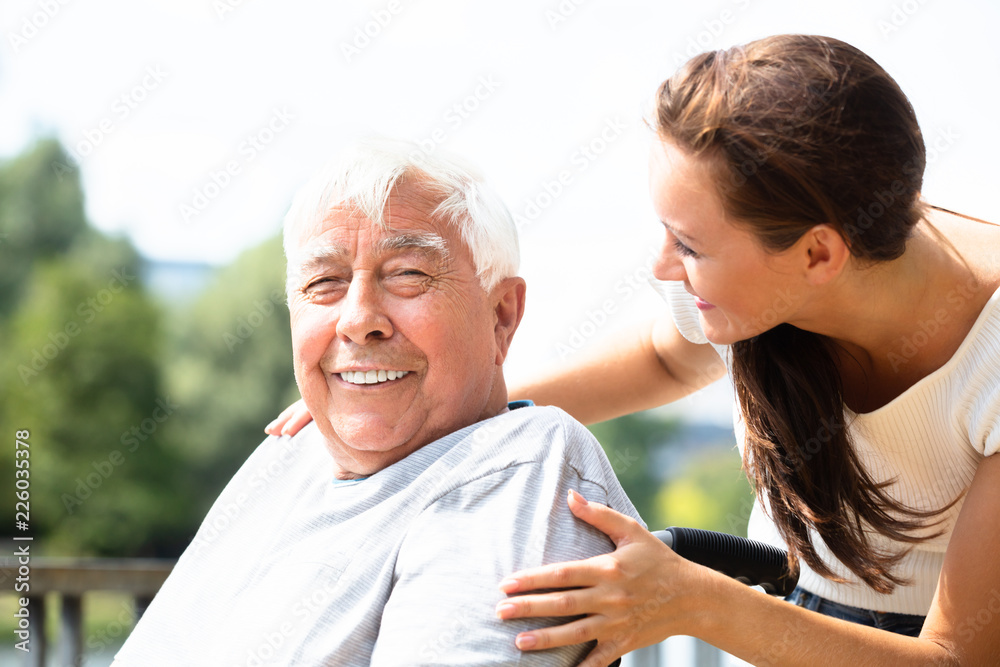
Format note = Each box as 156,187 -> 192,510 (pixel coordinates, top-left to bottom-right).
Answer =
324,177 -> 448,230
296,179 -> 451,245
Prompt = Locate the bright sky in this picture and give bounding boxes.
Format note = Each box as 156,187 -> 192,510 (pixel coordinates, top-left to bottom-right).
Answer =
2,0 -> 998,424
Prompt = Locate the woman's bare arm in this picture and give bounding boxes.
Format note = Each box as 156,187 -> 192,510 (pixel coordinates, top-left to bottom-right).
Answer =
510,314 -> 726,425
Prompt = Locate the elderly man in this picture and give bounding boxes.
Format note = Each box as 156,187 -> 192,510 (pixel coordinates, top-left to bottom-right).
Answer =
114,140 -> 640,666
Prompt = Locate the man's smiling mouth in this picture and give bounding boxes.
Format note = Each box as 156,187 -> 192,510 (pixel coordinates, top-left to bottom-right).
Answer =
338,370 -> 410,385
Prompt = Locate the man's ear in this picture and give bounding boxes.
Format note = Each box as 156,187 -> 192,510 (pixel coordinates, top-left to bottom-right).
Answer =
491,277 -> 526,365
799,224 -> 851,285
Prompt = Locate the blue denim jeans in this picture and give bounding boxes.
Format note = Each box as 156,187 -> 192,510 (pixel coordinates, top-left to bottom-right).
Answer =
785,586 -> 925,637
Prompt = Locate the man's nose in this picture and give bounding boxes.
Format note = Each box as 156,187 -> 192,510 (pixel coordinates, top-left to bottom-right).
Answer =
336,275 -> 393,344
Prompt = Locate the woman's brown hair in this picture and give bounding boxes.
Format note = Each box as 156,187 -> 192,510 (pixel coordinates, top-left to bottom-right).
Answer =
654,34 -> 942,593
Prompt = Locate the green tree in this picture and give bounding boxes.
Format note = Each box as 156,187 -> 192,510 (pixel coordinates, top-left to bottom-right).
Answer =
0,238 -> 193,555
0,139 -> 192,556
157,235 -> 299,522
0,139 -> 88,317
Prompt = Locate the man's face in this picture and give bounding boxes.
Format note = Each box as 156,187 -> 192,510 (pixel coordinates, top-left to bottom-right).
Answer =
287,182 -> 515,477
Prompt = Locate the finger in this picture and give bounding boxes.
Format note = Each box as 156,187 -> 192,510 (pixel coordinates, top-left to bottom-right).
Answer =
567,489 -> 647,547
513,614 -> 603,652
500,556 -> 604,594
496,586 -> 599,620
577,639 -> 626,667
264,415 -> 284,435
265,401 -> 302,435
280,403 -> 314,436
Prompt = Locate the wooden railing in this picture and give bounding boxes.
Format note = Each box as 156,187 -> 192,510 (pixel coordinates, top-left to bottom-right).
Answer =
0,557 -> 174,667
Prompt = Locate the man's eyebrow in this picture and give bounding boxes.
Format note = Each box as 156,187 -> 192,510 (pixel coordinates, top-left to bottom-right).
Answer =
375,231 -> 450,259
290,232 -> 450,278
294,245 -> 350,274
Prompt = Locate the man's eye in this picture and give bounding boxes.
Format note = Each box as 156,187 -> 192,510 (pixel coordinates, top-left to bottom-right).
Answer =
303,277 -> 344,292
388,268 -> 430,279
385,269 -> 432,297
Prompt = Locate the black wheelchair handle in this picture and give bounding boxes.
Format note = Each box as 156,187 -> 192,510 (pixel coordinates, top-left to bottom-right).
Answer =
604,528 -> 797,666
652,526 -> 798,597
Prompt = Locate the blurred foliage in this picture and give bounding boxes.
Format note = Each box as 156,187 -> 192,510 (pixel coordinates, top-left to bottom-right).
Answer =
157,235 -> 299,517
0,139 -> 88,318
0,138 -> 752,560
588,413 -> 754,535
0,139 -> 297,557
655,448 -> 755,537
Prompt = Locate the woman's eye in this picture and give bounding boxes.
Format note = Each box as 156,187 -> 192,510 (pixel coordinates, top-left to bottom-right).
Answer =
673,238 -> 699,258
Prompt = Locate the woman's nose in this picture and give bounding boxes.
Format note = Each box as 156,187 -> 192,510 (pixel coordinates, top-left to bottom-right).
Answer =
653,234 -> 686,282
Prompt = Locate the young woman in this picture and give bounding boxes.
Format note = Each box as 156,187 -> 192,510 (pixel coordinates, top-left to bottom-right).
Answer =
268,35 -> 1000,665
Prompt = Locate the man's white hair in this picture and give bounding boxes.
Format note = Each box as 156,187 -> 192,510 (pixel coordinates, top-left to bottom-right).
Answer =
283,138 -> 519,294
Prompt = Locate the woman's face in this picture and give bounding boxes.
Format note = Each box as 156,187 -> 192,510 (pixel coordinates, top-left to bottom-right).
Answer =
648,138 -> 804,345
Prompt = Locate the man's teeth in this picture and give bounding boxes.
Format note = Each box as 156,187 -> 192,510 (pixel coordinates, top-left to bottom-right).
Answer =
339,370 -> 409,385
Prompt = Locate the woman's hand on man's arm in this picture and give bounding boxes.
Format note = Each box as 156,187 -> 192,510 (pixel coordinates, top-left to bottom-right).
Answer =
498,456 -> 1000,666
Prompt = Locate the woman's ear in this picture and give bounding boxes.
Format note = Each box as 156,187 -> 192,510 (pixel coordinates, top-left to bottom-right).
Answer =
491,277 -> 526,365
800,224 -> 851,285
